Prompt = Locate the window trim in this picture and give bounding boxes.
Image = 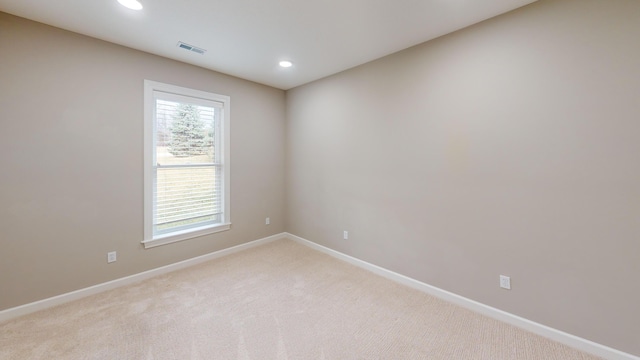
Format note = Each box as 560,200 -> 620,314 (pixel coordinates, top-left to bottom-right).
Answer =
143,80 -> 231,249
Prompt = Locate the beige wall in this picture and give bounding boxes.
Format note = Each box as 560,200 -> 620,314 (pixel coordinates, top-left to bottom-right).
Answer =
2,0 -> 640,356
286,0 -> 640,355
0,13 -> 286,310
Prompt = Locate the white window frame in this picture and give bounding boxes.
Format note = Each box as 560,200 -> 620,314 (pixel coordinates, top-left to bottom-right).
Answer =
143,80 -> 231,249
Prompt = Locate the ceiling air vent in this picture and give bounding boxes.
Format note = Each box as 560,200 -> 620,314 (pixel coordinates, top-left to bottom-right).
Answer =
177,41 -> 206,55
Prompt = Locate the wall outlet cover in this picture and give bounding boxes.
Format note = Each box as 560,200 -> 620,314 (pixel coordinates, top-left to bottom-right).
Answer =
500,275 -> 511,290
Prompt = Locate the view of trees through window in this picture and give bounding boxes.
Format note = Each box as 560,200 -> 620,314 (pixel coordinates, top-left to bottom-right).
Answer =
153,100 -> 220,233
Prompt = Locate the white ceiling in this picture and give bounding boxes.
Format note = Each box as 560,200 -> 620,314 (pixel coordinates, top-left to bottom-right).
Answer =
0,0 -> 537,90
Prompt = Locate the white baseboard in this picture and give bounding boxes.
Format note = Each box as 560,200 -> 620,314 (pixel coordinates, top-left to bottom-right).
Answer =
0,232 -> 286,324
2,231 -> 636,360
285,232 -> 639,360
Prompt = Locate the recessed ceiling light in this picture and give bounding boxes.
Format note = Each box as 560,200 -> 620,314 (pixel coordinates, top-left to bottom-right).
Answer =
279,60 -> 293,68
117,0 -> 143,10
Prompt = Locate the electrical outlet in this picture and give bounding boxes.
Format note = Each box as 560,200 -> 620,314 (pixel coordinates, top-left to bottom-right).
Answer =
500,275 -> 511,290
107,251 -> 117,263
343,231 -> 349,240
265,217 -> 270,225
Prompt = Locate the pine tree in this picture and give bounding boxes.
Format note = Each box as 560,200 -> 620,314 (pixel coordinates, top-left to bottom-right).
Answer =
168,103 -> 208,157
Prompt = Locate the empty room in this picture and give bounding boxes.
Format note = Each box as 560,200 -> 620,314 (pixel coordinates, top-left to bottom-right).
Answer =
0,0 -> 638,359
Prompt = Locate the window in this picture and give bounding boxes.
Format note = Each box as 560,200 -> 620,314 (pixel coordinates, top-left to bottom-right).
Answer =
143,80 -> 230,248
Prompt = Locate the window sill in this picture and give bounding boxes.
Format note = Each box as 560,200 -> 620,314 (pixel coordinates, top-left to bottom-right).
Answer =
142,223 -> 231,249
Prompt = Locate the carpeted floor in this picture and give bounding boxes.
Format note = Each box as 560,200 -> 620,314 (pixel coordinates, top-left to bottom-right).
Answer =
0,239 -> 601,359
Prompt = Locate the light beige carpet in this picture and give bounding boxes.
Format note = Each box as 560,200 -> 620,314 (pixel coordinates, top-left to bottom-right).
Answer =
0,239 -> 601,360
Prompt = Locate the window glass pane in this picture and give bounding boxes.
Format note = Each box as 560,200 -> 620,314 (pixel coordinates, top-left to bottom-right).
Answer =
153,97 -> 221,234
154,165 -> 222,232
155,99 -> 216,165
